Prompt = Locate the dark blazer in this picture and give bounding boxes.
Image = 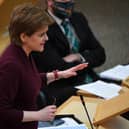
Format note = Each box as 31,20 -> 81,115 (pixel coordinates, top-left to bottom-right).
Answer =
32,12 -> 106,106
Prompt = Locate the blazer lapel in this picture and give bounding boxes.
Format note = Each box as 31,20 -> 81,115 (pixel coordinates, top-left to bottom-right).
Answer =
52,23 -> 70,50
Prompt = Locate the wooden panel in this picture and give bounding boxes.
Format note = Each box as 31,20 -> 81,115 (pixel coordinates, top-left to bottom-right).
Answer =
0,0 -> 37,54
93,90 -> 129,126
57,95 -> 129,129
57,96 -> 102,129
0,0 -> 4,5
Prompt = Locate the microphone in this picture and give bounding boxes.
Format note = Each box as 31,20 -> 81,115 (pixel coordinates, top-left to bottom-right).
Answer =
80,95 -> 94,129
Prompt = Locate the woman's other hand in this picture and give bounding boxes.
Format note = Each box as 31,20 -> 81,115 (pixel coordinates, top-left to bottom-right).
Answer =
37,105 -> 57,121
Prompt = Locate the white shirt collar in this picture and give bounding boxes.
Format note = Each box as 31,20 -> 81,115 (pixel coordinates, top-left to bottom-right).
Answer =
47,9 -> 62,26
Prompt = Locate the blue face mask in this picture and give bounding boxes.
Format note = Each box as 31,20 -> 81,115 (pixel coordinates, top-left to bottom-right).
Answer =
53,1 -> 74,19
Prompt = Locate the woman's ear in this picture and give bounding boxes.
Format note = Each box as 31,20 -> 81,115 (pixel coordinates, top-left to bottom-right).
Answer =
20,33 -> 27,43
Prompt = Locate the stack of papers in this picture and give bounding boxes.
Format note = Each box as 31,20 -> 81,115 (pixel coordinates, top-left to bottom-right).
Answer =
38,124 -> 88,129
99,65 -> 129,81
38,117 -> 88,129
76,80 -> 122,99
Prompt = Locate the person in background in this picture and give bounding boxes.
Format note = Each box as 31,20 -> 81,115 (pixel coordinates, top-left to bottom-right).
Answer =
0,3 -> 87,129
32,0 -> 106,106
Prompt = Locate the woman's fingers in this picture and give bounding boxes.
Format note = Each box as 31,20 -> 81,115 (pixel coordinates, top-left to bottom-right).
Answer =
70,63 -> 88,71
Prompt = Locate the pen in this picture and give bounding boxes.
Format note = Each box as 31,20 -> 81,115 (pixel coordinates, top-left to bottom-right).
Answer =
52,97 -> 56,105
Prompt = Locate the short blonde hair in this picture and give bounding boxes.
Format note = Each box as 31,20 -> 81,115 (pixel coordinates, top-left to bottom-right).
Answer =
9,3 -> 53,46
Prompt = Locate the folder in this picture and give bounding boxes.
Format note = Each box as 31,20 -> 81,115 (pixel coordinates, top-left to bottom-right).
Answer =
38,124 -> 87,129
93,90 -> 129,126
38,114 -> 82,128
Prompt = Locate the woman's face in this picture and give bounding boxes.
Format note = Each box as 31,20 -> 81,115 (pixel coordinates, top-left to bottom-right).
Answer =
21,26 -> 48,55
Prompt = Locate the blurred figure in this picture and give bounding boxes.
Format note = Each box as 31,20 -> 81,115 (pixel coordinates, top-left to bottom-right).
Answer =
0,0 -> 4,5
0,3 -> 87,129
32,0 -> 106,106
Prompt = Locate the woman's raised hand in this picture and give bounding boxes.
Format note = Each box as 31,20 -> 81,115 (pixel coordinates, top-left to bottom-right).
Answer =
59,63 -> 88,79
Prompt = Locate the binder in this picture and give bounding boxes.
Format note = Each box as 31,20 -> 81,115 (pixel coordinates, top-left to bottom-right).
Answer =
38,114 -> 82,128
93,90 -> 129,126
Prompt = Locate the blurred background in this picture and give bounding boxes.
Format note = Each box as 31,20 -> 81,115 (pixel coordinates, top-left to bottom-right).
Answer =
0,0 -> 129,72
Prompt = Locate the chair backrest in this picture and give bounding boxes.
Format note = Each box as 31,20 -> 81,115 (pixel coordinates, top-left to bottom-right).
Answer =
37,91 -> 47,109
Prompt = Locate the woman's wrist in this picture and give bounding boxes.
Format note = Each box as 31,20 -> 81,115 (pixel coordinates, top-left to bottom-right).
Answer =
53,70 -> 64,80
22,111 -> 39,122
53,70 -> 59,80
47,70 -> 64,84
57,71 -> 64,79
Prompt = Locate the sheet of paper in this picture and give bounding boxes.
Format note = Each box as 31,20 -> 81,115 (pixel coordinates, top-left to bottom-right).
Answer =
76,80 -> 122,99
38,124 -> 88,129
99,64 -> 129,81
60,117 -> 79,126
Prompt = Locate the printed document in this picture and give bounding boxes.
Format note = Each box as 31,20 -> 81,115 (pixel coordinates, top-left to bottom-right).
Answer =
38,117 -> 88,129
76,80 -> 122,99
38,124 -> 88,129
99,64 -> 129,81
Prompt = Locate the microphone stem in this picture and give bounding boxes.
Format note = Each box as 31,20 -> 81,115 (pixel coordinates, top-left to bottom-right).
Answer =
80,95 -> 94,129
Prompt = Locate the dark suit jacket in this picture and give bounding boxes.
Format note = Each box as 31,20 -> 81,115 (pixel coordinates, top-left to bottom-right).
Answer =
32,12 -> 106,106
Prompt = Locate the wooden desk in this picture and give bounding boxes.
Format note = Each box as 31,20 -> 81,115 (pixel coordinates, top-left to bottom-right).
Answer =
122,77 -> 129,88
56,96 -> 129,129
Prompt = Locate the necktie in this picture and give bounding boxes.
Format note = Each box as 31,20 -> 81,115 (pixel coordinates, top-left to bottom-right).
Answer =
85,74 -> 93,83
62,20 -> 80,53
62,20 -> 93,83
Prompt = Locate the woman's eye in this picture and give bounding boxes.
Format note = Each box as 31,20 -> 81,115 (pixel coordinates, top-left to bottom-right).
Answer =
40,33 -> 45,37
